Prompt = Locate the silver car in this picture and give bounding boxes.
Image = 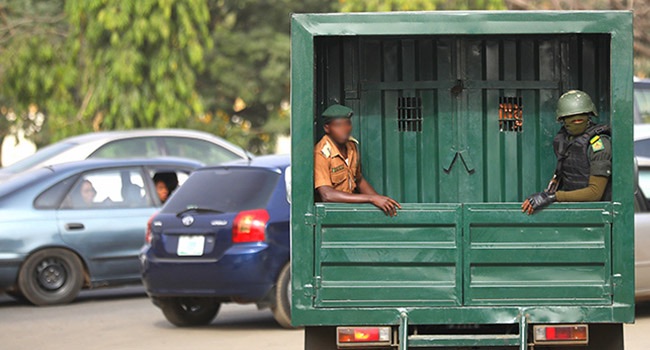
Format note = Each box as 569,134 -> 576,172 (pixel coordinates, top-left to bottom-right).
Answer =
635,157 -> 650,300
0,129 -> 251,181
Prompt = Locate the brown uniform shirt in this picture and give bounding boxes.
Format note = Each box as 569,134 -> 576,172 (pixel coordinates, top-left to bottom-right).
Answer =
314,135 -> 361,194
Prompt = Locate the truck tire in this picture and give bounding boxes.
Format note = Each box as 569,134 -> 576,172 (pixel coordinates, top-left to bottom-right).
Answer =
585,324 -> 624,350
271,262 -> 293,328
305,326 -> 337,350
17,248 -> 84,306
159,297 -> 220,327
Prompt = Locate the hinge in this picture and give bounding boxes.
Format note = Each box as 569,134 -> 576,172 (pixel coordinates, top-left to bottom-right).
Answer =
303,284 -> 314,298
303,276 -> 321,298
608,273 -> 623,296
304,213 -> 316,225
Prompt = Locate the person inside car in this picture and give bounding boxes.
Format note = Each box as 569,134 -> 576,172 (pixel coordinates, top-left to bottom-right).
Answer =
153,172 -> 178,204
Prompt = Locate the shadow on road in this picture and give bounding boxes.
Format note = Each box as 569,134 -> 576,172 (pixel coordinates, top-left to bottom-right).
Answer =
153,315 -> 287,331
0,285 -> 147,307
636,300 -> 650,317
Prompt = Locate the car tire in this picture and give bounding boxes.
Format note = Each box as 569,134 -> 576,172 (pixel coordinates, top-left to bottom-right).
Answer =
160,297 -> 220,327
17,248 -> 84,306
271,262 -> 294,329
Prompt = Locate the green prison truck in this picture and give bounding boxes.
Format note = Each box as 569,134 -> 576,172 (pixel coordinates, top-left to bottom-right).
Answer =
290,11 -> 635,350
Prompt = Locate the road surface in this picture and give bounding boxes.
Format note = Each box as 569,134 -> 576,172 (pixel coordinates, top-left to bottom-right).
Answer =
0,286 -> 648,349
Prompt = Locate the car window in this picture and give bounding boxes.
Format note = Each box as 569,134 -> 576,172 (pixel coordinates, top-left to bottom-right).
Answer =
163,137 -> 241,165
635,139 -> 650,158
147,168 -> 192,204
162,168 -> 279,214
90,137 -> 161,159
636,88 -> 650,124
34,175 -> 79,209
60,168 -> 152,209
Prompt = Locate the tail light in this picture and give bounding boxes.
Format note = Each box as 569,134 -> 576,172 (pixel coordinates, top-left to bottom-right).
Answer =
145,214 -> 156,244
232,209 -> 269,243
337,327 -> 391,347
533,325 -> 588,345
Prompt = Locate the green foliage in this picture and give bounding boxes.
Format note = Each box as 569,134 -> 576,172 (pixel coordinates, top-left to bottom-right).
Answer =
197,0 -> 334,153
0,0 -> 334,153
65,0 -> 211,133
339,0 -> 506,12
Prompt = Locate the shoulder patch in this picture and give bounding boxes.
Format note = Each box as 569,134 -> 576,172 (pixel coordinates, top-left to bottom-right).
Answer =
320,142 -> 332,158
590,135 -> 601,144
349,136 -> 359,144
591,139 -> 604,153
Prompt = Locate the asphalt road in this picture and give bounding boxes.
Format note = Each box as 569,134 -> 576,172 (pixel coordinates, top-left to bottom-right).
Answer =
0,286 -> 648,350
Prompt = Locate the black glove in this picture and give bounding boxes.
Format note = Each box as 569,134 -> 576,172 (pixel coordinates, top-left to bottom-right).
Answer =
523,191 -> 556,214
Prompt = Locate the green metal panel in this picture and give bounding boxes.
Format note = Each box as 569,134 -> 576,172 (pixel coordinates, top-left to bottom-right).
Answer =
463,203 -> 612,305
313,203 -> 462,307
291,11 -> 635,329
315,35 -> 611,203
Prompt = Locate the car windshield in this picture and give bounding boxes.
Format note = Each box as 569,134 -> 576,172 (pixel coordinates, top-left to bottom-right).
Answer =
162,167 -> 280,214
0,167 -> 54,198
1,142 -> 77,174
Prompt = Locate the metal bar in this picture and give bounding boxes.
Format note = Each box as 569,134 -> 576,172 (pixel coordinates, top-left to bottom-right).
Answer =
519,313 -> 528,350
399,312 -> 409,350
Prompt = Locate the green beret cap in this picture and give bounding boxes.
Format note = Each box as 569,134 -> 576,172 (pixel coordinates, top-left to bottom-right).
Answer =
322,104 -> 354,123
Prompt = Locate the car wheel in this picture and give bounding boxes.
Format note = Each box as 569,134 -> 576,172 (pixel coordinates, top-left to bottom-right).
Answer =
271,263 -> 294,329
159,297 -> 220,327
17,248 -> 84,306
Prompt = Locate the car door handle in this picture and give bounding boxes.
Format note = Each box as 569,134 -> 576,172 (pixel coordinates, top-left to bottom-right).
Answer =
65,223 -> 85,231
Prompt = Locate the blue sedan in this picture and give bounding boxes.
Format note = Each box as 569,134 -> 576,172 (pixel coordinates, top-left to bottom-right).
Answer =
0,158 -> 202,305
140,155 -> 291,328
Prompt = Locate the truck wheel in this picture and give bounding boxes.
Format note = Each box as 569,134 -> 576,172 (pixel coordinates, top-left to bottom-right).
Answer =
17,248 -> 84,306
582,324 -> 624,350
271,262 -> 293,328
159,297 -> 220,327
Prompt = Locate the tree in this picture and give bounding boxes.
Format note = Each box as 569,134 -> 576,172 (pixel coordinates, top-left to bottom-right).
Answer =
504,0 -> 650,77
0,0 -> 72,155
339,0 -> 505,12
195,0 -> 335,153
64,0 -> 212,134
0,0 -> 337,156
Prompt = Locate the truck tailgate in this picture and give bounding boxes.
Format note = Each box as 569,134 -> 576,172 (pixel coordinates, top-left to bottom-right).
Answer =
312,202 -> 613,308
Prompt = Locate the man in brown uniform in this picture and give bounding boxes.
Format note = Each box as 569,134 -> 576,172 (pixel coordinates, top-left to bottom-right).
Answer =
314,104 -> 401,216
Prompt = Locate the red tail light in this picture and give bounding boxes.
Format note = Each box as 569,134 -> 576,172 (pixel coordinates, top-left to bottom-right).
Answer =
232,209 -> 269,243
533,325 -> 588,345
145,214 -> 156,245
337,327 -> 391,346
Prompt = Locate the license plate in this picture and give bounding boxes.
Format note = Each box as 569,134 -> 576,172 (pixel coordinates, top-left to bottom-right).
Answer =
177,235 -> 205,256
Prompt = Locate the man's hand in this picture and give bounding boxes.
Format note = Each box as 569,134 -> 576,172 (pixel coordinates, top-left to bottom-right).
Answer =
369,195 -> 401,216
521,191 -> 556,215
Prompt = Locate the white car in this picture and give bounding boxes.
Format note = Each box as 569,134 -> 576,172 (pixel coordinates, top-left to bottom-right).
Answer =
635,156 -> 650,300
0,129 -> 251,181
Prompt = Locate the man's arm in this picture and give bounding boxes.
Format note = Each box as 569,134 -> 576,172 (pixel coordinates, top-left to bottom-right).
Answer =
317,185 -> 401,216
555,175 -> 608,202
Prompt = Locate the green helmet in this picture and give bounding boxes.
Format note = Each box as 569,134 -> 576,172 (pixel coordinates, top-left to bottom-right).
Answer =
555,90 -> 598,121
